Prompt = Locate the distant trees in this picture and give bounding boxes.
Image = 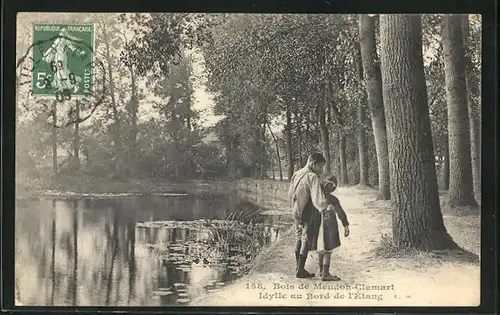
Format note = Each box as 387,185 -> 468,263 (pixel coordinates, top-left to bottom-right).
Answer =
16,13 -> 482,227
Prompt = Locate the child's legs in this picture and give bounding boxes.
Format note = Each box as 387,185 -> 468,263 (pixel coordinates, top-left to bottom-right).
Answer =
321,250 -> 340,280
323,250 -> 332,265
317,250 -> 325,268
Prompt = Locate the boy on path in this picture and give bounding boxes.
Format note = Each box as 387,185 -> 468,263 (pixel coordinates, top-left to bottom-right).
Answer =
288,153 -> 334,279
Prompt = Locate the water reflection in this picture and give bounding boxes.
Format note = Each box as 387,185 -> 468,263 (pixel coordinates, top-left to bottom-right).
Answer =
15,193 -> 290,306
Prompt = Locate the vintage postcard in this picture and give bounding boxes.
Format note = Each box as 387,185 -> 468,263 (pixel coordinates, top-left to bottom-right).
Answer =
15,12 -> 482,307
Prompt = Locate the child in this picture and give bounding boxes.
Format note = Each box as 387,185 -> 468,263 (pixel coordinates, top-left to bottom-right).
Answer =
288,153 -> 335,279
316,174 -> 350,281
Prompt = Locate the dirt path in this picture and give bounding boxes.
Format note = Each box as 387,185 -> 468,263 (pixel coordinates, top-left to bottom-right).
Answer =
190,187 -> 480,307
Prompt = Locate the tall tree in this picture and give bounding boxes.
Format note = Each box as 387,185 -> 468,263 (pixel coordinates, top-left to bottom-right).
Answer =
338,133 -> 348,185
441,133 -> 450,189
51,101 -> 58,175
267,123 -> 283,181
461,14 -> 481,200
359,14 -> 390,199
294,111 -> 304,166
318,47 -> 332,173
380,14 -> 457,249
442,14 -> 477,207
355,45 -> 369,186
318,95 -> 331,173
120,27 -> 140,175
285,106 -> 294,179
72,100 -> 81,170
100,22 -> 125,176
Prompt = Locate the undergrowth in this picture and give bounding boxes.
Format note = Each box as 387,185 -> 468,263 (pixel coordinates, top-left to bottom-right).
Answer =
373,232 -> 479,264
372,233 -> 418,258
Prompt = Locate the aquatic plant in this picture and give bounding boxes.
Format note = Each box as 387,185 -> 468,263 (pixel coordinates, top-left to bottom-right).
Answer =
139,212 -> 290,280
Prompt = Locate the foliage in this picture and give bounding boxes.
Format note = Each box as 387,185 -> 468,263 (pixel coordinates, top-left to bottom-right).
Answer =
118,13 -> 214,78
16,13 -> 482,191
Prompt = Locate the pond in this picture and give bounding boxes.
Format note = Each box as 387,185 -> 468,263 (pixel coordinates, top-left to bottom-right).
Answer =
15,192 -> 292,306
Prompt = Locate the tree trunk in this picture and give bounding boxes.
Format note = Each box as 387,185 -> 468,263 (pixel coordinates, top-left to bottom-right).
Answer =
442,133 -> 450,190
442,14 -> 477,206
318,99 -> 331,174
172,105 -> 182,179
461,14 -> 481,201
339,133 -> 348,185
72,100 -> 80,170
355,44 -> 369,186
267,123 -> 283,181
286,106 -> 294,179
103,24 -> 123,177
260,124 -> 266,179
51,101 -> 58,175
380,14 -> 457,250
271,158 -> 275,180
356,104 -> 369,185
128,66 -> 139,174
295,111 -> 304,166
359,14 -> 390,199
319,49 -> 331,174
226,137 -> 237,179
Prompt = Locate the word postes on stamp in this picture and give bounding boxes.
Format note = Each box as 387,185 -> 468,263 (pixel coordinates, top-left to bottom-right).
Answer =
31,24 -> 94,100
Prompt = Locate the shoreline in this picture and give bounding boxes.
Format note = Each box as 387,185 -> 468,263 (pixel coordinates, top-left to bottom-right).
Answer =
15,177 -> 237,200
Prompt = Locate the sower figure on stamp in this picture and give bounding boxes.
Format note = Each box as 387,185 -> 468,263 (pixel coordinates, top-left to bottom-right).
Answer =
288,153 -> 334,279
42,28 -> 85,94
313,174 -> 350,281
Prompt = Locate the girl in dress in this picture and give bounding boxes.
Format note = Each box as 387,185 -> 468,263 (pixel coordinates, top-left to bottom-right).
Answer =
316,174 -> 350,281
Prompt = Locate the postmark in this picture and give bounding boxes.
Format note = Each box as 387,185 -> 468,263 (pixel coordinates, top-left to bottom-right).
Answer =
16,24 -> 107,128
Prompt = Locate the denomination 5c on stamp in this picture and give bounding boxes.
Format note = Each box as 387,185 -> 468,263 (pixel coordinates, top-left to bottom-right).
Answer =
31,24 -> 94,100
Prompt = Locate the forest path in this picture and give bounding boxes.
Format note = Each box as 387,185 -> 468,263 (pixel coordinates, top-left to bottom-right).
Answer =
190,187 -> 480,307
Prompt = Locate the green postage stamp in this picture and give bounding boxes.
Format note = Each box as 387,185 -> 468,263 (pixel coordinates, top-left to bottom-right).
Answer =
31,24 -> 94,99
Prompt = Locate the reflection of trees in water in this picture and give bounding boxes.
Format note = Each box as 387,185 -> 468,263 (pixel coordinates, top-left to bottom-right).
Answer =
71,200 -> 78,305
105,206 -> 119,306
16,198 -> 143,306
127,219 -> 137,304
50,204 -> 56,305
16,193 -> 259,306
